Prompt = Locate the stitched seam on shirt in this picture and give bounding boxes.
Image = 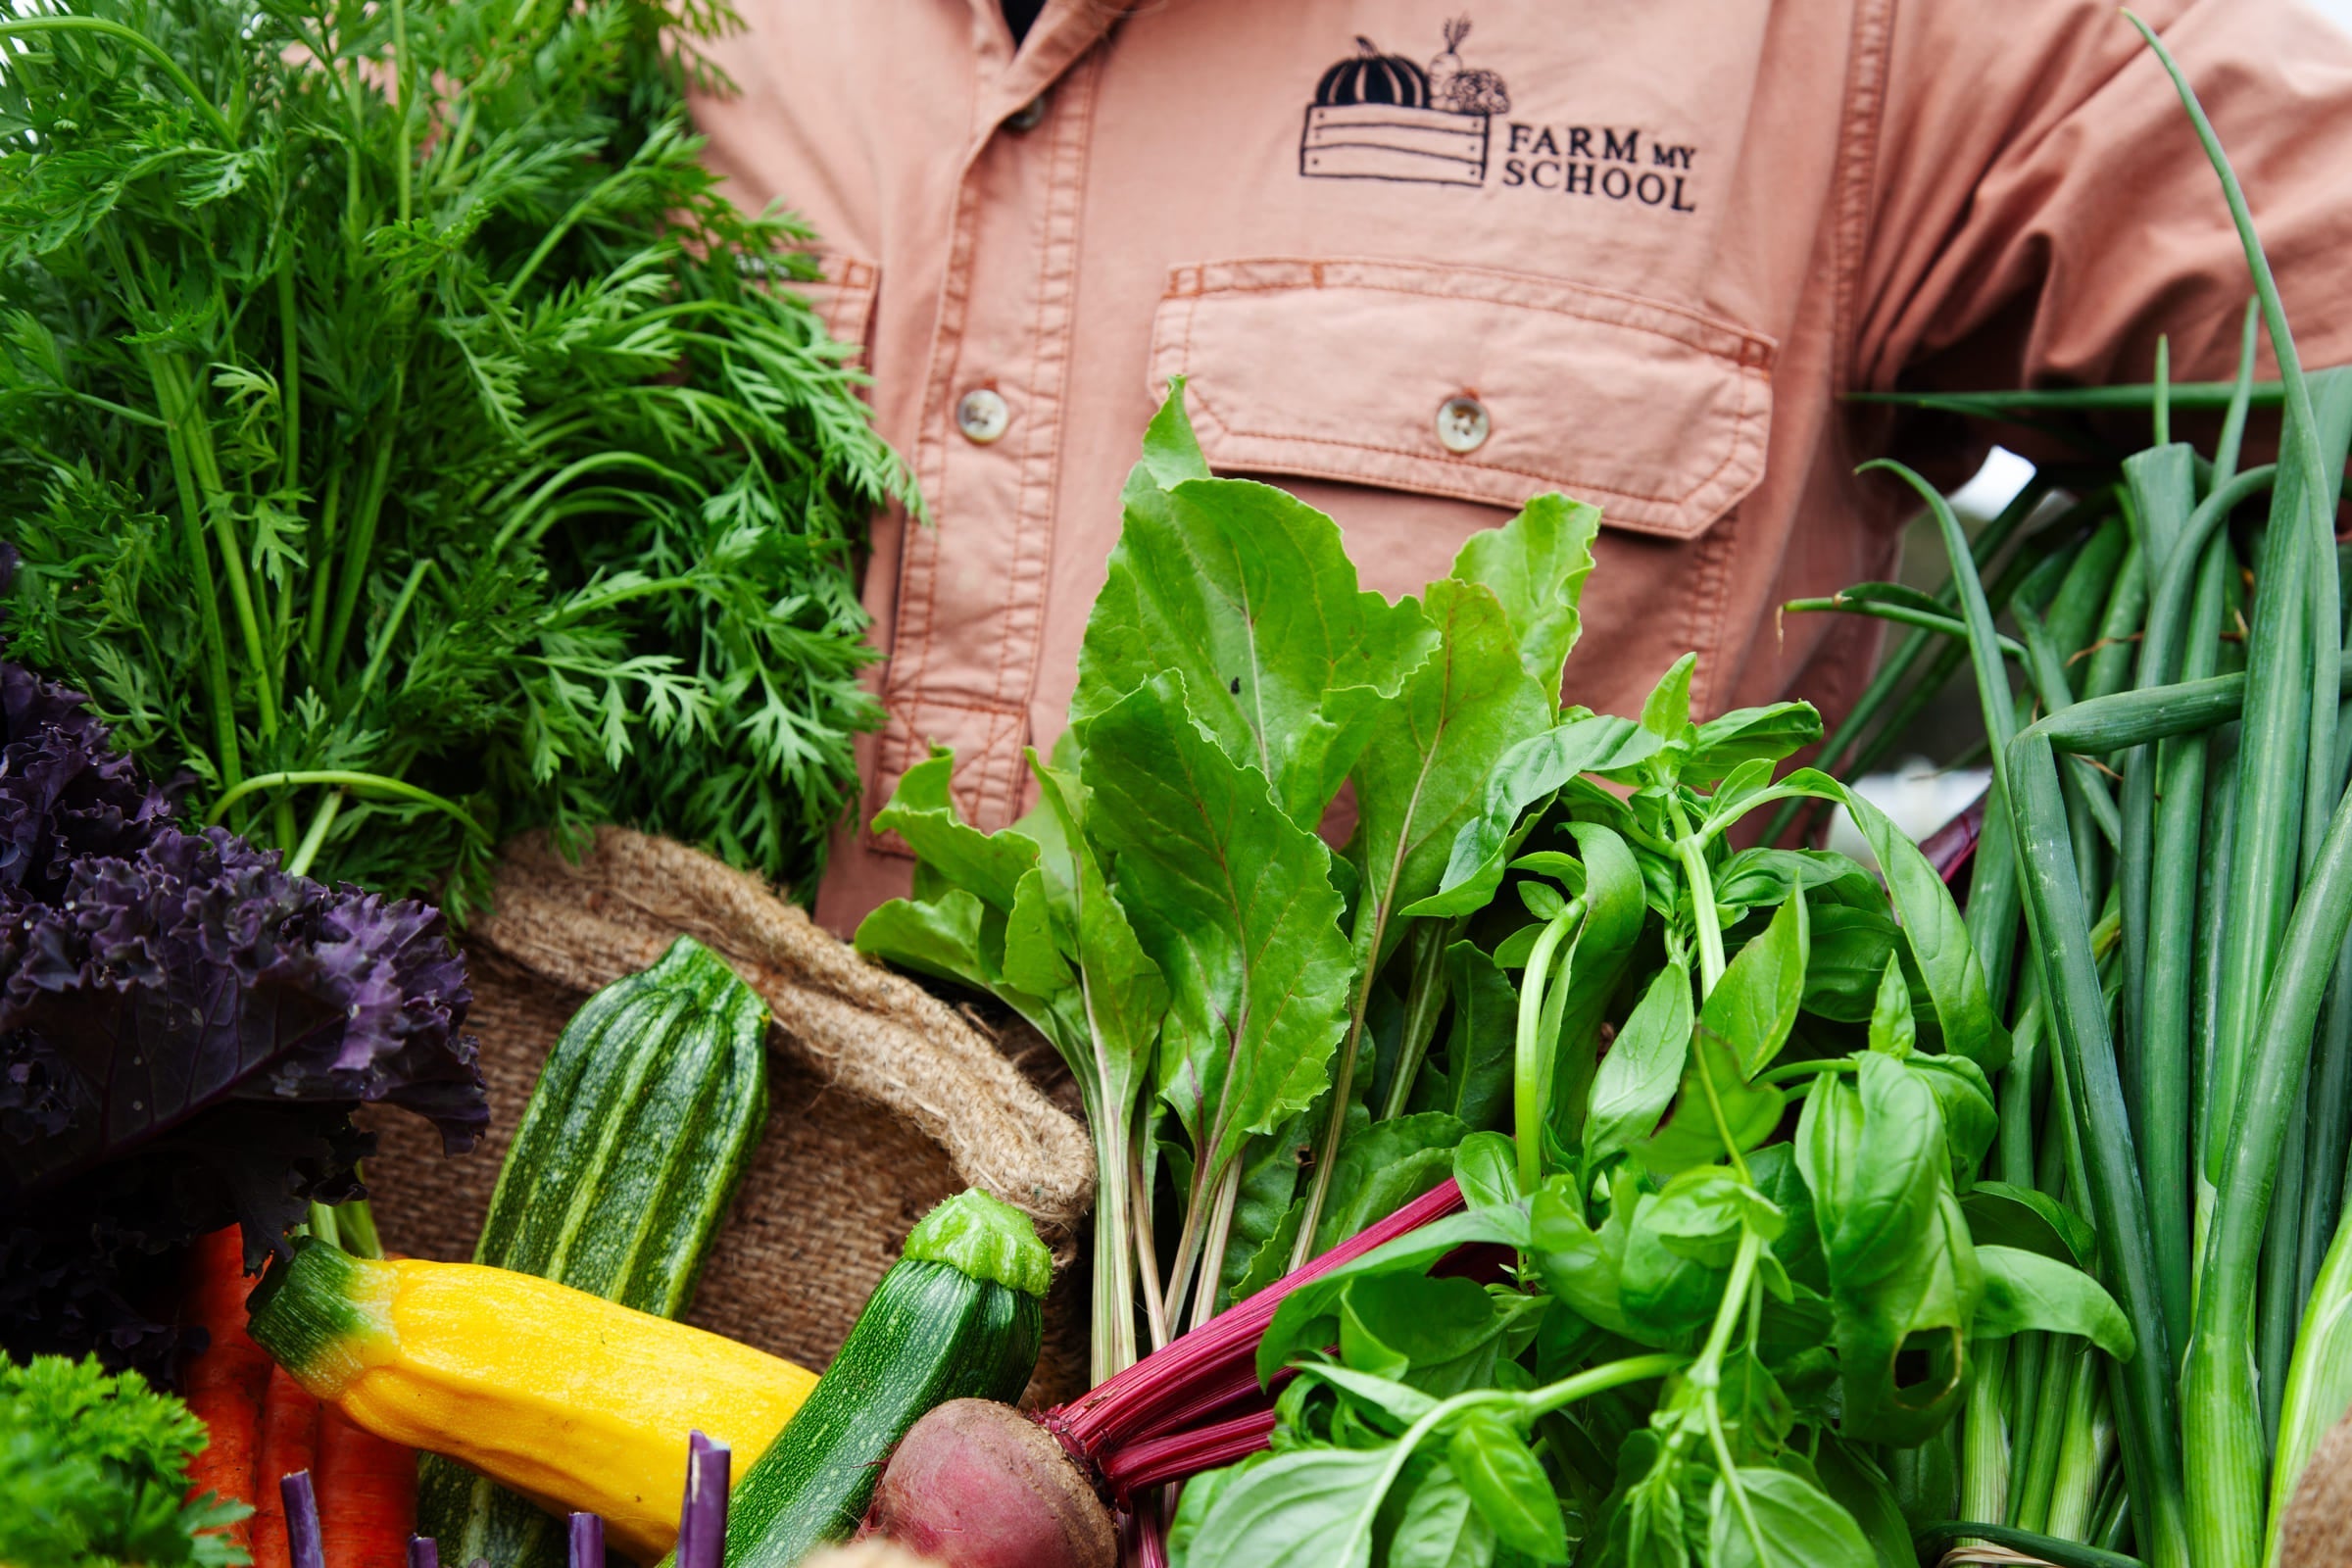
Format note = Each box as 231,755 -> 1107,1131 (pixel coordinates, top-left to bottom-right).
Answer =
1684,508 -> 1740,717
1012,46 -> 1108,781
1163,258 -> 1772,357
984,49 -> 1100,823
888,128 -> 995,710
1831,0 -> 1895,409
1169,275 -> 1769,362
1181,366 -> 1769,515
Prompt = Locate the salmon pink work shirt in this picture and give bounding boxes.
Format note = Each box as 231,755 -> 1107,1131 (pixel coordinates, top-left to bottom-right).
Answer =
685,0 -> 2352,935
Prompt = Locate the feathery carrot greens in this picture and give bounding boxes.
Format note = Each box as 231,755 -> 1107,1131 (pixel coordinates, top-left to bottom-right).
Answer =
0,0 -> 909,912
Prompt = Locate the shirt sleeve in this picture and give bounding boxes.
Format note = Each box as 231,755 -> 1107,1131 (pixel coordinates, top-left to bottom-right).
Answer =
1852,0 -> 2352,413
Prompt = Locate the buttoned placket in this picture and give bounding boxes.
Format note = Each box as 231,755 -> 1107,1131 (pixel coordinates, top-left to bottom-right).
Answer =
869,7 -> 1116,849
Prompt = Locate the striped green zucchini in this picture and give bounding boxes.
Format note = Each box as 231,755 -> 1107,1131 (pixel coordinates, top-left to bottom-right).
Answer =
418,934 -> 770,1566
712,1189 -> 1050,1568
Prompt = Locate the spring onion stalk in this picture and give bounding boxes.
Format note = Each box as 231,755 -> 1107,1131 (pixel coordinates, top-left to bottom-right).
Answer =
2182,767 -> 2352,1567
2259,1095 -> 2313,1438
1962,1338 -> 2013,1532
1759,479 -> 2063,845
2295,953 -> 2352,1312
2138,535 -> 2240,1349
2083,541 -> 2151,706
2012,1334 -> 2085,1533
281,1472 -> 325,1568
2009,720 -> 2188,1568
2047,1372 -> 2119,1545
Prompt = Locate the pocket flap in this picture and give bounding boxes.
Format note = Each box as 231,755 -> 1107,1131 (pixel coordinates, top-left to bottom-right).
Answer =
1150,258 -> 1775,539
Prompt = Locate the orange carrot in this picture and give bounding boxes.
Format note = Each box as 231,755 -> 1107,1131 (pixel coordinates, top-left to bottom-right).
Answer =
252,1363 -> 322,1568
181,1226 -> 270,1555
316,1404 -> 417,1568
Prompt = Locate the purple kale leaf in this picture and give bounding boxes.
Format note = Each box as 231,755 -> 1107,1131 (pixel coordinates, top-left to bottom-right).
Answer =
0,657 -> 486,1376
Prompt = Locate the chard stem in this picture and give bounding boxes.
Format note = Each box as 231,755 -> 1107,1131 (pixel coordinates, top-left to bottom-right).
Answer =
1188,1161 -> 1243,1333
1379,922 -> 1453,1122
1513,910 -> 1579,1194
1131,1137 -> 1170,1354
1089,1120 -> 1137,1385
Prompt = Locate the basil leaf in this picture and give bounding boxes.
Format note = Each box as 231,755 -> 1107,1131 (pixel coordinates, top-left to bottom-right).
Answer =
1803,905 -> 1901,1022
1640,653 -> 1698,756
1405,715 -> 1660,919
1706,892 -> 1811,1079
1584,957 -> 1695,1170
1257,1207 -> 1532,1384
1707,1467 -> 1875,1568
1295,1360 -> 1442,1429
1450,1412 -> 1571,1563
1183,1445 -> 1395,1568
1797,1054 -> 1982,1444
1837,785 -> 2002,1070
1960,1182 -> 2096,1268
1810,1437 -> 1915,1568
1454,1130 -> 1524,1210
1865,954 -> 1914,1058
1973,1245 -> 2136,1357
1341,1272 -> 1523,1396
1713,848 -> 1879,914
1440,943 -> 1520,1131
1391,1464 -> 1499,1568
1634,1020 -> 1786,1180
1686,701 -> 1824,785
1531,1175 -> 1635,1340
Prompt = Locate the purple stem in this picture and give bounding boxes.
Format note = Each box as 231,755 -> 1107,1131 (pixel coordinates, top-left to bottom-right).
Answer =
568,1513 -> 604,1568
1102,1407 -> 1281,1495
674,1430 -> 732,1568
407,1538 -> 440,1568
280,1470 -> 325,1568
1047,1178 -> 1467,1453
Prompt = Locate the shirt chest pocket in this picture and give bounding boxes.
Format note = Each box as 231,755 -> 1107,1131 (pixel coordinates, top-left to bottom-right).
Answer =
1148,258 -> 1774,540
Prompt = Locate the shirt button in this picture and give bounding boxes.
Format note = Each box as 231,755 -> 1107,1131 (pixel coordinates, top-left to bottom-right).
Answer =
1437,395 -> 1491,454
1004,91 -> 1051,131
957,387 -> 1010,445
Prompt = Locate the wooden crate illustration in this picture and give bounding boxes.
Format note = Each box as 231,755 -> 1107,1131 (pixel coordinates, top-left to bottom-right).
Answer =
1299,102 -> 1490,186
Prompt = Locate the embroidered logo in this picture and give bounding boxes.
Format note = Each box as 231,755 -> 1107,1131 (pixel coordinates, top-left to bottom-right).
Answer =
1299,23 -> 1507,186
1298,18 -> 1697,214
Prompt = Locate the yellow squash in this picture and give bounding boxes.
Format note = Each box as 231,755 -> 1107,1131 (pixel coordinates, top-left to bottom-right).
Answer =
247,1241 -> 819,1560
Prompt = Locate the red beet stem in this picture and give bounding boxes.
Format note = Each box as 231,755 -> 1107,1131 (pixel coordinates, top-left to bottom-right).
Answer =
1102,1407 -> 1281,1495
1045,1178 -> 1464,1454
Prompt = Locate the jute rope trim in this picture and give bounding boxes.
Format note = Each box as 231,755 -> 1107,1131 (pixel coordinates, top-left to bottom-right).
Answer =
470,826 -> 1096,1244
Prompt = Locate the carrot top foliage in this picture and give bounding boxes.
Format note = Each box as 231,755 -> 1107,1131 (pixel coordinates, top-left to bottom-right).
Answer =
0,0 -> 910,912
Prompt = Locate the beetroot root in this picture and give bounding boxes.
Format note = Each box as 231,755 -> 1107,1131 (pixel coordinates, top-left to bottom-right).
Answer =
863,1399 -> 1117,1568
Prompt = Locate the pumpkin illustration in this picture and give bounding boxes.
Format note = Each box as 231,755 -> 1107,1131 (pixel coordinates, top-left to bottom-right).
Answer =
1315,36 -> 1430,108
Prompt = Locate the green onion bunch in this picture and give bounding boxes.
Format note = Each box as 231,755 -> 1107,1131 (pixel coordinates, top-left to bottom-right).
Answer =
1793,25 -> 2352,1567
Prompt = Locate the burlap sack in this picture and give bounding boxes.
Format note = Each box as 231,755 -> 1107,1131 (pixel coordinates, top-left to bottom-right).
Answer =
2285,1408 -> 2352,1567
358,825 -> 1098,1406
